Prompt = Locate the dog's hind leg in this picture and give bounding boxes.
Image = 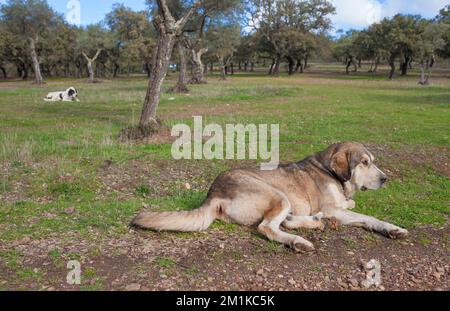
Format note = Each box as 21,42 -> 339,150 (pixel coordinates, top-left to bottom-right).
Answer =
282,213 -> 325,230
258,196 -> 315,253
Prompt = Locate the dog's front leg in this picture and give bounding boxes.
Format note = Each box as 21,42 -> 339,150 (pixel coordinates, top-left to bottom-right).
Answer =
328,209 -> 408,239
342,199 -> 356,210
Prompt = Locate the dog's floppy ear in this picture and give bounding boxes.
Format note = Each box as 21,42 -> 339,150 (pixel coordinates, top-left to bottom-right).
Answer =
68,88 -> 75,97
330,151 -> 352,182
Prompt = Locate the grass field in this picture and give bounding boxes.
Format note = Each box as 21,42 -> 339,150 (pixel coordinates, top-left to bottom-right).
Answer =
0,65 -> 449,291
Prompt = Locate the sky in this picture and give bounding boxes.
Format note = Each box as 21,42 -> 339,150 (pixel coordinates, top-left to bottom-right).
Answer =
0,0 -> 448,32
330,0 -> 448,32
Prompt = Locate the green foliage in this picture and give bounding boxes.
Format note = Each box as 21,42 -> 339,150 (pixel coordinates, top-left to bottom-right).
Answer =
0,0 -> 60,39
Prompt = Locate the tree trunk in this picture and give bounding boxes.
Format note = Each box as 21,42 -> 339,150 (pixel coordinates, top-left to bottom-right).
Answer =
82,49 -> 102,83
400,56 -> 410,76
287,56 -> 295,75
209,62 -> 213,72
144,62 -> 152,78
230,63 -> 234,75
268,58 -> 275,75
0,65 -> 7,78
190,47 -> 208,84
87,61 -> 94,82
418,61 -> 427,85
373,58 -> 379,73
28,37 -> 43,85
169,43 -> 189,93
419,58 -> 433,85
369,58 -> 380,73
295,59 -> 304,73
17,65 -> 22,79
250,62 -> 255,72
139,29 -> 177,128
113,62 -> 120,78
388,56 -> 396,80
346,57 -> 353,75
304,56 -> 308,69
220,59 -> 226,81
425,59 -> 433,85
272,55 -> 281,76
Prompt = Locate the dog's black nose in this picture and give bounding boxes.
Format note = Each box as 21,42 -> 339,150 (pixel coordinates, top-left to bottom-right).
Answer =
380,175 -> 387,184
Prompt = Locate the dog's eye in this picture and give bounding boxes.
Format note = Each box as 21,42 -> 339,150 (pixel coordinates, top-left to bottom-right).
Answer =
362,159 -> 369,166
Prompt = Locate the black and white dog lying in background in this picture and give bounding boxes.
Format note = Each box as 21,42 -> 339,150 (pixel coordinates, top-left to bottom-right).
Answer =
44,87 -> 80,102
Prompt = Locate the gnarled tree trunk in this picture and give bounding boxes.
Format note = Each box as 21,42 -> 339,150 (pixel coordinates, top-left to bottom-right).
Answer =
140,31 -> 176,128
295,58 -> 304,73
16,61 -> 28,80
400,56 -> 411,76
144,62 -> 152,78
189,47 -> 208,84
272,54 -> 281,76
82,49 -> 102,83
135,0 -> 199,135
28,37 -> 43,85
0,64 -> 7,79
287,56 -> 295,75
268,58 -> 275,75
220,57 -> 227,81
388,55 -> 396,80
418,57 -> 434,86
112,62 -> 120,78
346,57 -> 357,75
169,42 -> 189,93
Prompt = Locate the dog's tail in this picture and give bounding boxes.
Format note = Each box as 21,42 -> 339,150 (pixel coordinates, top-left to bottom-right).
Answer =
130,199 -> 219,232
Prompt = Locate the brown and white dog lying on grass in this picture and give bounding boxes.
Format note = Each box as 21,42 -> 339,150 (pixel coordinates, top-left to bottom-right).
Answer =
132,142 -> 408,252
44,87 -> 79,102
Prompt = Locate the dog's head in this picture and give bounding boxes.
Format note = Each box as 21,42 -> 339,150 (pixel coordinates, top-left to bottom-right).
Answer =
66,87 -> 78,99
319,142 -> 387,191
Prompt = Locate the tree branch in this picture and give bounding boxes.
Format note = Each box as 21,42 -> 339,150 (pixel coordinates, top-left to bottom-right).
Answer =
92,49 -> 103,62
175,1 -> 202,31
156,0 -> 176,25
81,52 -> 90,62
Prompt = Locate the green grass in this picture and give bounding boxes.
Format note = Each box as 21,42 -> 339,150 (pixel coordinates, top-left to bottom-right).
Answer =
0,68 -> 449,246
154,257 -> 177,269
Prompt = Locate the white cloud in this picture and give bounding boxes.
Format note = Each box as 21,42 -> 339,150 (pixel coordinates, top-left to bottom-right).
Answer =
381,0 -> 449,19
331,0 -> 448,32
331,0 -> 383,30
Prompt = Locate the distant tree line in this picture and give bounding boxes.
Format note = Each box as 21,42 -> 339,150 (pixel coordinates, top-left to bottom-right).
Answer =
333,6 -> 450,84
1,1 -> 448,87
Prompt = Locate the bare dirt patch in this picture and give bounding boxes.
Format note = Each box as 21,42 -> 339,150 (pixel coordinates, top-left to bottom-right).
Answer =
1,223 -> 448,291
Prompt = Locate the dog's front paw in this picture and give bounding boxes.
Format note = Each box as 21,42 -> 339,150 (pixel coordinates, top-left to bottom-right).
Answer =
313,214 -> 326,230
292,238 -> 315,253
388,228 -> 409,240
312,212 -> 324,221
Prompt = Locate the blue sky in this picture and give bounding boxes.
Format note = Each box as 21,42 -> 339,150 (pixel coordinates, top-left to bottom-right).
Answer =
0,0 -> 448,31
